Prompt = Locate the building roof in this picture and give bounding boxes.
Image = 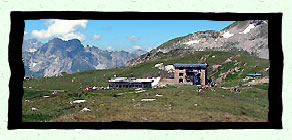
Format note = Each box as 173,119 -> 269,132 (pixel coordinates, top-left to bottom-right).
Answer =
173,64 -> 208,68
108,77 -> 154,83
246,73 -> 263,77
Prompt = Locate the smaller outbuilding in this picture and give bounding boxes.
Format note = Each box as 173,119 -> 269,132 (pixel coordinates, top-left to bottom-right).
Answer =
245,73 -> 263,80
108,76 -> 160,89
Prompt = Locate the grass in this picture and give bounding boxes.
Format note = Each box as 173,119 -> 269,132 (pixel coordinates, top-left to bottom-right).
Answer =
252,83 -> 269,90
22,85 -> 269,122
23,89 -> 52,99
22,51 -> 269,122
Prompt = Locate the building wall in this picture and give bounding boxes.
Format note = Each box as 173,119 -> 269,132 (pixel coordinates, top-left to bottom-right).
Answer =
159,79 -> 176,85
174,68 -> 186,84
174,68 -> 207,85
108,82 -> 152,88
200,69 -> 206,85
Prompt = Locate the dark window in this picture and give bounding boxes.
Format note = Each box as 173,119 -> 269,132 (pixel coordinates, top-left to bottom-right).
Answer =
179,67 -> 184,70
187,79 -> 190,82
179,79 -> 183,83
179,73 -> 184,76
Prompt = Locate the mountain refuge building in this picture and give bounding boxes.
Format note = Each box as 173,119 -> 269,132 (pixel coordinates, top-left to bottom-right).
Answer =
173,64 -> 208,85
107,63 -> 208,88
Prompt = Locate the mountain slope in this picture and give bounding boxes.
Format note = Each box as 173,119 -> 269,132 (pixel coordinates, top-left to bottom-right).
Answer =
127,20 -> 268,66
23,51 -> 269,91
22,51 -> 269,122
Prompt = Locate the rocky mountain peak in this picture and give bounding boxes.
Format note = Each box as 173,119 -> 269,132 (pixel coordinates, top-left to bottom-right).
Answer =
22,38 -> 43,52
48,38 -> 63,43
22,38 -> 145,77
127,20 -> 269,67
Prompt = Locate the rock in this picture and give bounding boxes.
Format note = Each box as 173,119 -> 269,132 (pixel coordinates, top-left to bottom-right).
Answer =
80,108 -> 91,112
31,107 -> 38,111
135,90 -> 146,93
164,65 -> 175,73
70,99 -> 86,104
224,58 -> 232,63
141,99 -> 156,102
155,94 -> 163,97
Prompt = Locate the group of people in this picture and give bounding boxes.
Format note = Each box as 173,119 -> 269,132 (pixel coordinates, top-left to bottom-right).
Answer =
197,80 -> 218,93
206,79 -> 218,88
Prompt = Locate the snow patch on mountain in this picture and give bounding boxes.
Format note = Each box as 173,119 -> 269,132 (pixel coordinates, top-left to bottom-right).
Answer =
239,24 -> 255,34
94,64 -> 107,69
222,31 -> 234,38
29,62 -> 37,69
185,40 -> 200,45
26,49 -> 37,53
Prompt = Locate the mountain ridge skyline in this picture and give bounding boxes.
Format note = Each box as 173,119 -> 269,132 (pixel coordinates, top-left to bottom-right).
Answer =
22,37 -> 147,77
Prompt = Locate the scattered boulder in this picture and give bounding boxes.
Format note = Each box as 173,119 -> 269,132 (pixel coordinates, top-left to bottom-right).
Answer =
70,99 -> 86,104
164,65 -> 175,73
155,94 -> 163,97
155,63 -> 163,68
265,67 -> 270,71
224,58 -> 232,63
141,99 -> 156,102
135,90 -> 146,93
31,107 -> 38,111
80,108 -> 91,112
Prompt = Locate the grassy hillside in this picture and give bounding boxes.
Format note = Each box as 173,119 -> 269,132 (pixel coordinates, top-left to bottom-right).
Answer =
23,85 -> 269,122
23,51 -> 270,122
24,51 -> 269,90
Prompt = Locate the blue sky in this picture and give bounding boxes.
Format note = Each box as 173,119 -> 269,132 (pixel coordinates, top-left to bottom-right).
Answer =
24,20 -> 234,52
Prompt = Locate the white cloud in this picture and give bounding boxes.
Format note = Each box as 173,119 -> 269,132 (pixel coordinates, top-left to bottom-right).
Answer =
106,46 -> 113,51
128,35 -> 139,41
60,32 -> 86,41
133,45 -> 142,50
31,29 -> 50,39
31,19 -> 88,40
24,31 -> 28,35
92,34 -> 101,40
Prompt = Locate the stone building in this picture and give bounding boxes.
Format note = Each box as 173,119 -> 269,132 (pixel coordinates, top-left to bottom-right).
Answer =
173,64 -> 208,85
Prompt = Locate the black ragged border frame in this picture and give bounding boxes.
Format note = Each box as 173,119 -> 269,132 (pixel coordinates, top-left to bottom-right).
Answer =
8,12 -> 283,129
